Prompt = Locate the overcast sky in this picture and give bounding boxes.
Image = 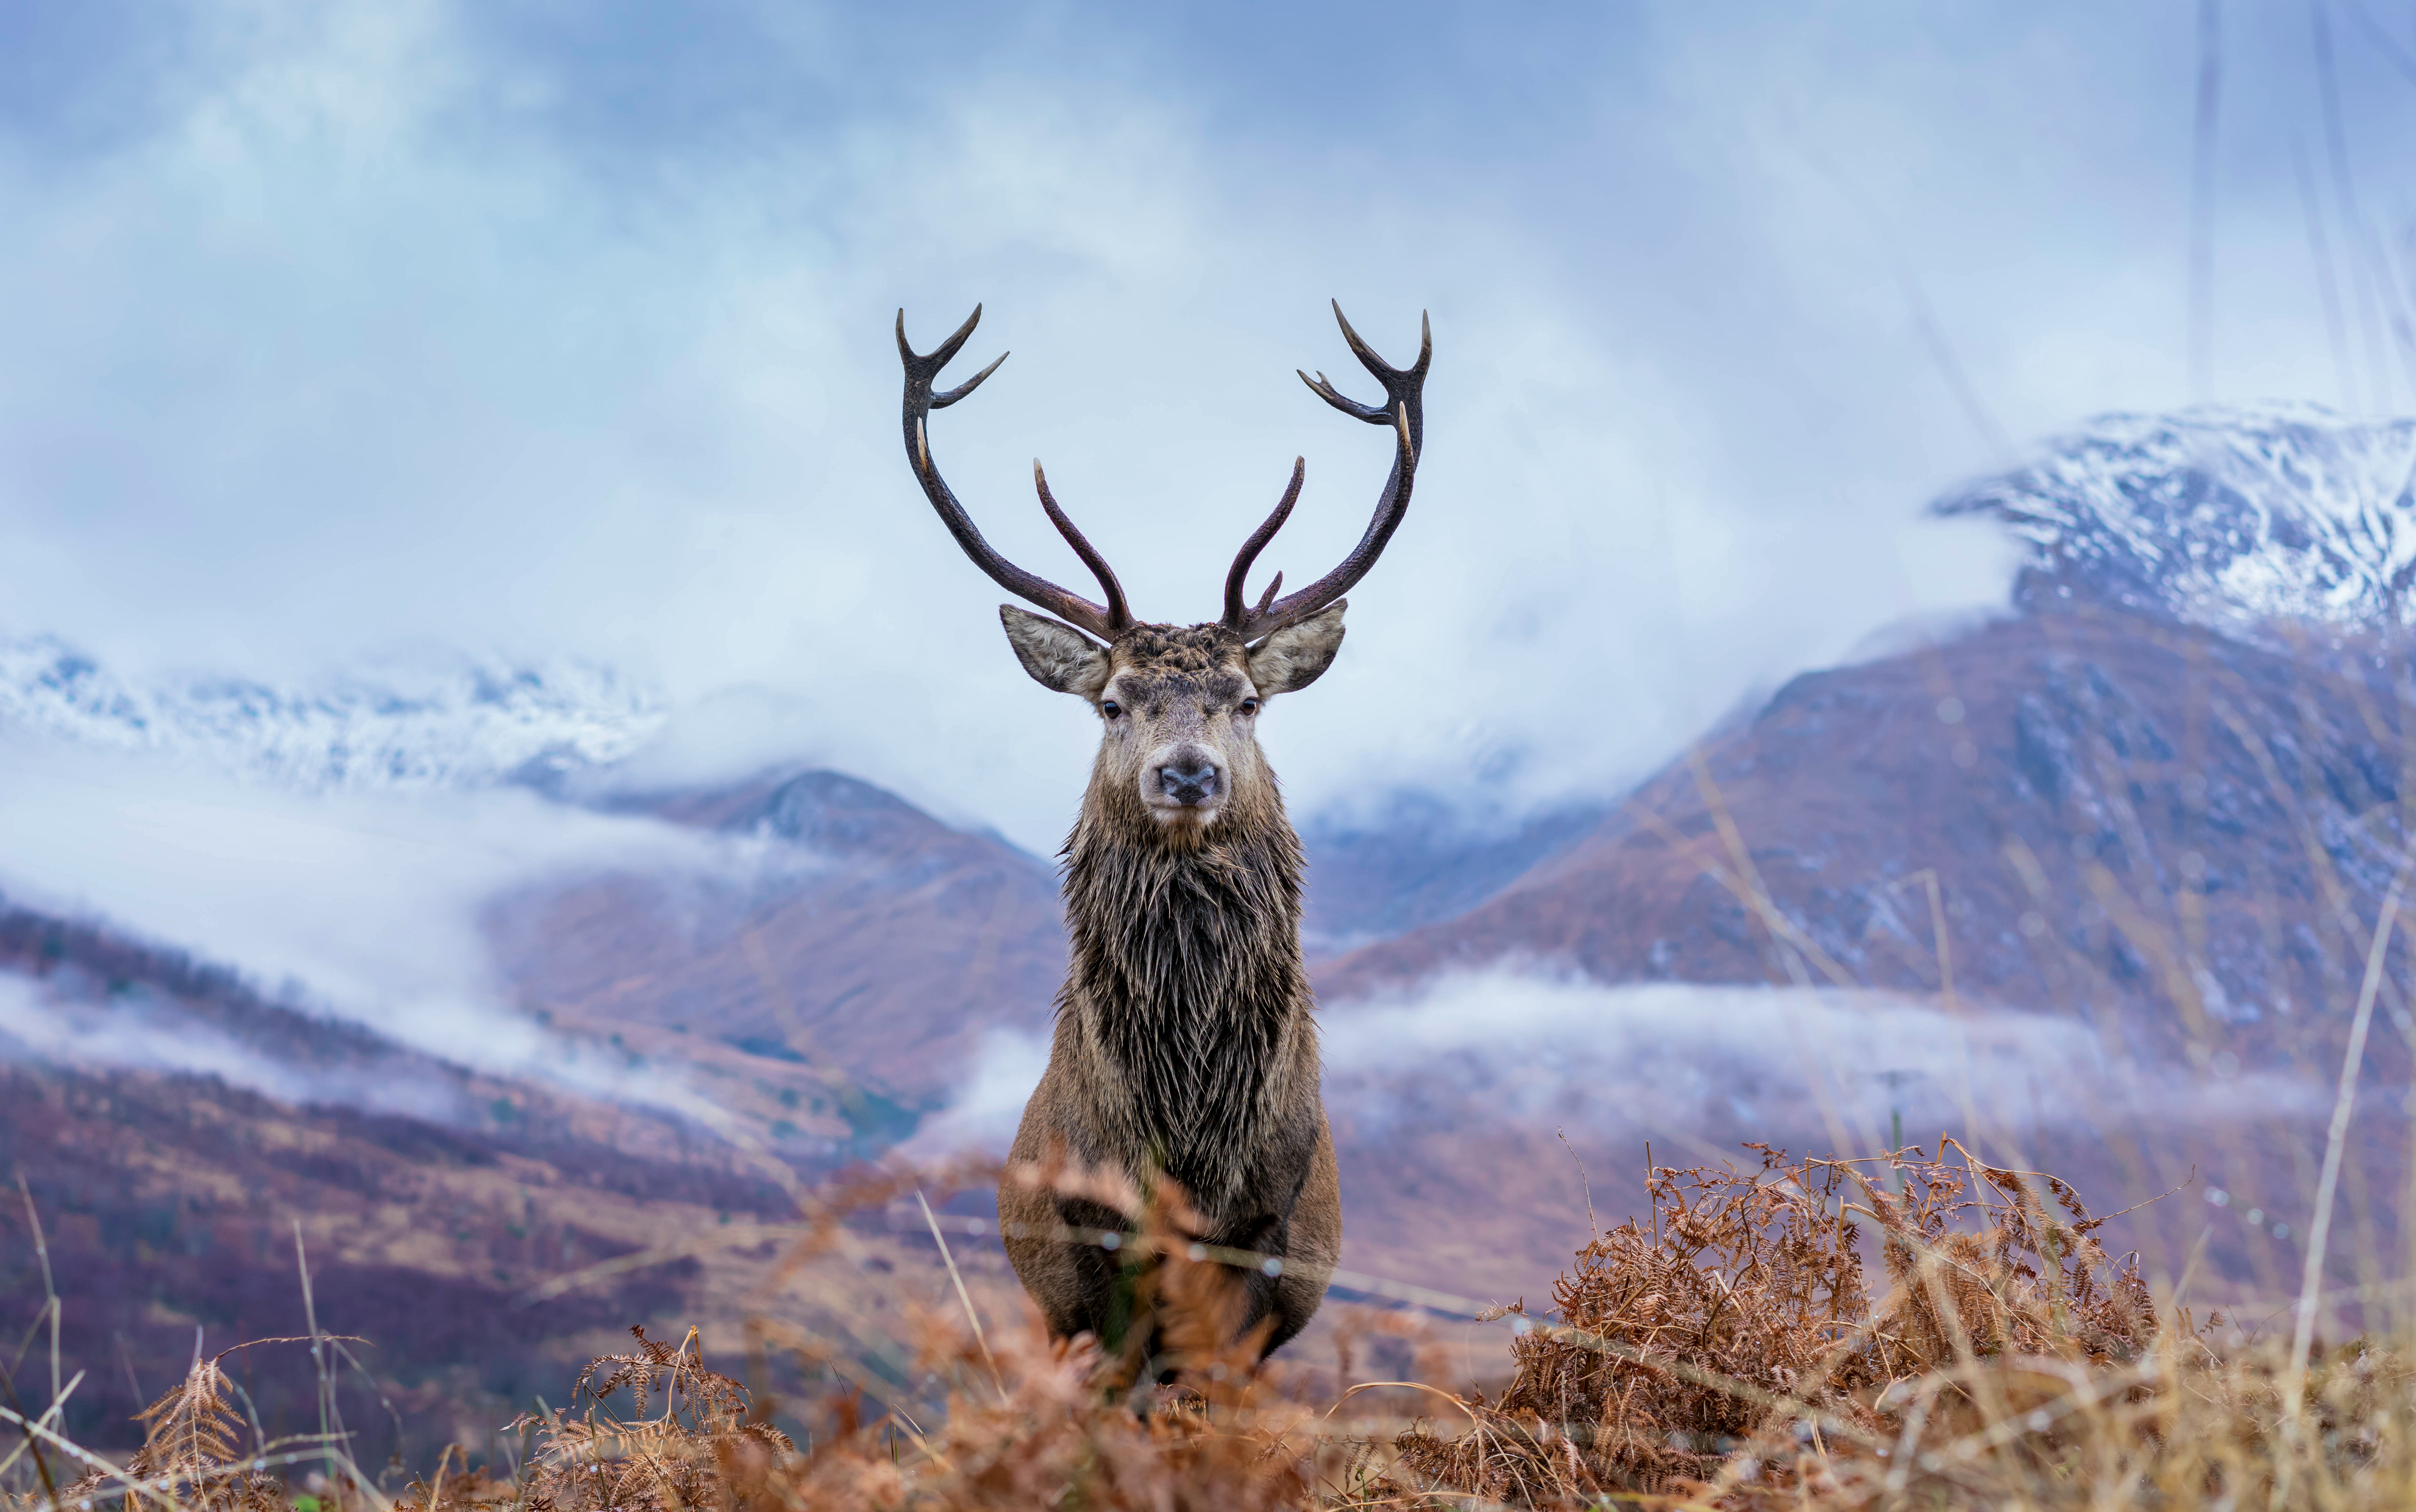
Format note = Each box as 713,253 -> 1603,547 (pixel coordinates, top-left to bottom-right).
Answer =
3,2 -> 2414,851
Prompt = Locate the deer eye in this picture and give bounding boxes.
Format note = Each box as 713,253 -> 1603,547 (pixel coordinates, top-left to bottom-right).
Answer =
1238,699 -> 1259,717
1101,700 -> 1122,719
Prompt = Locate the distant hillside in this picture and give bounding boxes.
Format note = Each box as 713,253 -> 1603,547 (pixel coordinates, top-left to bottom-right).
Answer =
1319,407 -> 2416,1082
482,767 -> 1069,1116
1298,794 -> 1608,957
1315,602 -> 2410,1074
0,901 -> 804,1457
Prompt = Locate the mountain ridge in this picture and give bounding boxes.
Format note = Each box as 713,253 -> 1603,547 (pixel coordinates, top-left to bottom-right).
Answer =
0,634 -> 664,791
1935,401 -> 2416,642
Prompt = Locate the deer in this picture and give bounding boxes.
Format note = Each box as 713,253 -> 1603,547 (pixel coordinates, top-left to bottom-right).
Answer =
894,301 -> 1429,1370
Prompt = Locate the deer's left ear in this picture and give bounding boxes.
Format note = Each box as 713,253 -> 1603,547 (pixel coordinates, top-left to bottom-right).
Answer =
1246,601 -> 1347,696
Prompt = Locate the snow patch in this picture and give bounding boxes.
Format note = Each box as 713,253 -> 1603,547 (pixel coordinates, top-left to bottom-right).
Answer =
1936,402 -> 2416,640
0,634 -> 666,792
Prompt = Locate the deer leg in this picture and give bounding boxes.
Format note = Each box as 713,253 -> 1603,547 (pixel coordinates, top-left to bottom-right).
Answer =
1262,1113 -> 1342,1357
1057,1195 -> 1148,1349
1205,1209 -> 1290,1346
1184,1109 -> 1343,1360
999,1178 -> 1135,1345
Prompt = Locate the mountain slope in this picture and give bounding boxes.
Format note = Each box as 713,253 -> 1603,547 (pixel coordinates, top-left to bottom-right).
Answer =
1326,407 -> 2416,1044
0,899 -> 823,1457
481,767 -> 1068,1114
1298,407 -> 2416,1296
1299,794 -> 1610,956
1316,603 -> 2409,1067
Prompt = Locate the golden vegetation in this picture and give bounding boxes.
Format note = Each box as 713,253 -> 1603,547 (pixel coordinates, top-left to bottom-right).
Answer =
8,1148 -> 2415,1511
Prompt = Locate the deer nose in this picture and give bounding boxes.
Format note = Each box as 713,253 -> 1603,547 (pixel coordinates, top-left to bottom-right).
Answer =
1157,750 -> 1222,806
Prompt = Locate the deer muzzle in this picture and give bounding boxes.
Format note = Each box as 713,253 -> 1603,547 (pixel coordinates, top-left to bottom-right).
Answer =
1147,744 -> 1224,817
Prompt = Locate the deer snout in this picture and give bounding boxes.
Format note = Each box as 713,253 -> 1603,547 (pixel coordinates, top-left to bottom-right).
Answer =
1150,745 -> 1223,809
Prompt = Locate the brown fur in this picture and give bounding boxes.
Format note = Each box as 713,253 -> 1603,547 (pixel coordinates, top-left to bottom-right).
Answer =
997,614 -> 1345,1365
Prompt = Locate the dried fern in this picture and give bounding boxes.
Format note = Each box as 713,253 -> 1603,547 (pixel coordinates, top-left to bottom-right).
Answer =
1393,1143 -> 2170,1505
63,1354 -> 282,1512
511,1326 -> 794,1512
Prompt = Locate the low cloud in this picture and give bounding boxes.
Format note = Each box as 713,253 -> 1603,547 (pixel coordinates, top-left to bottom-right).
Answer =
1318,968 -> 2321,1160
0,732 -> 814,1121
907,967 -> 2325,1171
0,971 -> 466,1121
901,1026 -> 1054,1160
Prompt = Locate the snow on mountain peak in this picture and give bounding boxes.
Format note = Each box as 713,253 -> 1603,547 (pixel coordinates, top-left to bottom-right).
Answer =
1933,401 -> 2416,639
0,635 -> 666,791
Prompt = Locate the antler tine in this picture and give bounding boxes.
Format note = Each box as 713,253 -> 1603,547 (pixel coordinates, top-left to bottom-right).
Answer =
1033,461 -> 1134,633
932,350 -> 1008,409
1333,301 -> 1432,383
898,307 -> 1122,641
1222,458 -> 1305,631
1232,305 -> 1429,641
1298,367 -> 1387,422
1299,303 -> 1431,422
897,304 -> 984,374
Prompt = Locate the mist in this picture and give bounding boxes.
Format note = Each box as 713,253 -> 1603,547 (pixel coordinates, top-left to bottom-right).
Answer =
908,967 -> 2325,1175
4,4 -> 2409,850
0,971 -> 469,1121
0,732 -> 781,1112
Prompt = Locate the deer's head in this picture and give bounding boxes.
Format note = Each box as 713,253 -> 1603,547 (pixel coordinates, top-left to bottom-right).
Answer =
896,302 -> 1429,842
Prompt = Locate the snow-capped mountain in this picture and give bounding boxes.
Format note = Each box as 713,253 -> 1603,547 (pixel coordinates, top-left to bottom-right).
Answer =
1934,401 -> 2416,641
0,634 -> 665,791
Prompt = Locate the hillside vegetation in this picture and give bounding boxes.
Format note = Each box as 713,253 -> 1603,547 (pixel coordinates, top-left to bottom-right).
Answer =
6,1137 -> 2412,1512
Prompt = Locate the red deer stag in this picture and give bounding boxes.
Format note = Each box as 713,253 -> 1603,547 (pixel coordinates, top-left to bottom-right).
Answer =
895,302 -> 1428,1366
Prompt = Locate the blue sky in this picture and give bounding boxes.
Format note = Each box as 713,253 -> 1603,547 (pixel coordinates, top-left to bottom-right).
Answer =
2,2 -> 2413,848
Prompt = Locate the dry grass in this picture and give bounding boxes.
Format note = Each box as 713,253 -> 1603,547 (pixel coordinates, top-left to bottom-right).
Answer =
11,1148 -> 2416,1511
1393,1142 -> 2169,1505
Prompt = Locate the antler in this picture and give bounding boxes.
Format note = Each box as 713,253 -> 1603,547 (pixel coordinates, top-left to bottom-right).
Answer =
899,306 -> 1133,640
1222,301 -> 1430,641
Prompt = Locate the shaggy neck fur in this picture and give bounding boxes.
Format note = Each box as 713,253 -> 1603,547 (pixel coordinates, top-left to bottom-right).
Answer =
1059,746 -> 1314,1216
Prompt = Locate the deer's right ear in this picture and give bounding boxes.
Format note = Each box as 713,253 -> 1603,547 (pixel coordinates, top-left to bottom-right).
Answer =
1000,605 -> 1112,697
